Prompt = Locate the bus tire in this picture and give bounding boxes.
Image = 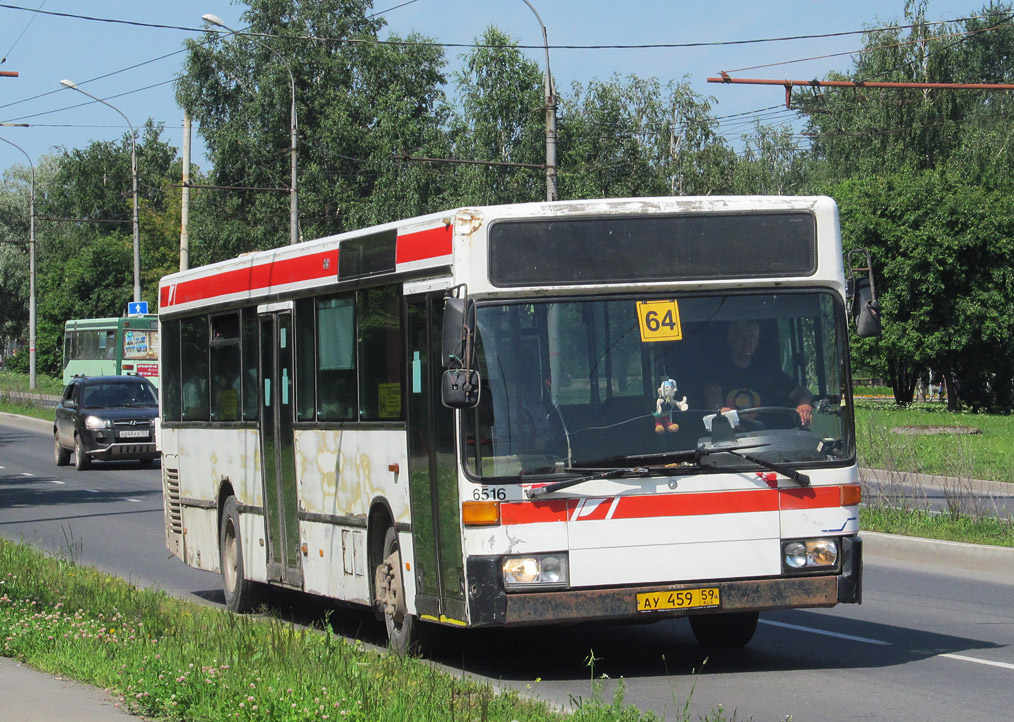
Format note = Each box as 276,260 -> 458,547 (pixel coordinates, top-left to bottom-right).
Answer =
220,496 -> 259,613
54,433 -> 70,466
689,611 -> 759,648
74,435 -> 91,470
375,526 -> 416,655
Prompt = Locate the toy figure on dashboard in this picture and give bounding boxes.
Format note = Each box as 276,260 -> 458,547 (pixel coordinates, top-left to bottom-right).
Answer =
653,377 -> 688,434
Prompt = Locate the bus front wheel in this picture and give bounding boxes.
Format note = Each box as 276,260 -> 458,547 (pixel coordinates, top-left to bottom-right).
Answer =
375,526 -> 416,655
689,611 -> 759,648
220,496 -> 260,613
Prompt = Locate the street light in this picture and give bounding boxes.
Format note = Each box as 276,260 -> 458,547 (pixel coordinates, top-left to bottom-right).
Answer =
202,13 -> 299,246
521,0 -> 558,202
59,78 -> 141,303
0,136 -> 37,390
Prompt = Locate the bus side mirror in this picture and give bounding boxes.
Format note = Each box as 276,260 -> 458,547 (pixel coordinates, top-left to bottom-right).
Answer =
441,297 -> 476,370
441,294 -> 480,409
441,368 -> 480,409
846,248 -> 882,338
853,277 -> 882,338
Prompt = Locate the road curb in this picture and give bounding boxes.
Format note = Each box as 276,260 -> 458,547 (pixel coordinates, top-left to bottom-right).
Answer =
0,411 -> 51,433
862,530 -> 1014,572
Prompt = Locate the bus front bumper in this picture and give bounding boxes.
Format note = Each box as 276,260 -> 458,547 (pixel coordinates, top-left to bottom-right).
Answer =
466,535 -> 862,627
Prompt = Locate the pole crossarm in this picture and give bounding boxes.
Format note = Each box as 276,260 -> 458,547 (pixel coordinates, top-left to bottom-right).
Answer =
709,71 -> 1014,107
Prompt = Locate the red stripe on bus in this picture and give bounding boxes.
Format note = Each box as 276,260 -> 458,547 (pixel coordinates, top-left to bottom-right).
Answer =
396,225 -> 452,264
609,489 -> 779,519
500,499 -> 569,525
779,486 -> 842,510
499,486 -> 848,526
160,250 -> 338,307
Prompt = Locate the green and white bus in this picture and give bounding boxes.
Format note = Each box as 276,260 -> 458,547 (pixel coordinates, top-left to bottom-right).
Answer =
63,315 -> 160,387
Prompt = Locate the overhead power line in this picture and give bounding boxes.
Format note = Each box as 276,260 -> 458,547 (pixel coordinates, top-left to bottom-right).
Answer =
0,2 -> 1003,51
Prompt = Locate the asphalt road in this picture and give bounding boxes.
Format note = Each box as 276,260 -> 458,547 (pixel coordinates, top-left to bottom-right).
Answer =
2,415 -> 1012,721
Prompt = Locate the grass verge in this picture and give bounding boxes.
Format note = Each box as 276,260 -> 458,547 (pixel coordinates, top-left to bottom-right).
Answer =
0,370 -> 63,395
855,401 -> 1014,484
0,399 -> 52,422
860,507 -> 1014,547
2,538 -> 738,722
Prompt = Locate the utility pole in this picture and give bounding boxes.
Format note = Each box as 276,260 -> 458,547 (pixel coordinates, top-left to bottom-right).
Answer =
180,114 -> 191,271
521,0 -> 558,202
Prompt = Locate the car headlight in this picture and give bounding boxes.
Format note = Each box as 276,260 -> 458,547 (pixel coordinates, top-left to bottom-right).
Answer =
503,553 -> 569,590
783,538 -> 839,572
84,415 -> 111,430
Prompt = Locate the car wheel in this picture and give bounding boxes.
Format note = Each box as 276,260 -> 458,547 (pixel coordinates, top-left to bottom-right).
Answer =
54,433 -> 70,466
74,435 -> 91,470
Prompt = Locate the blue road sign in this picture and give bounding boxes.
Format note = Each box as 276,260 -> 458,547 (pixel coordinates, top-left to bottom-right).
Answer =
128,302 -> 149,315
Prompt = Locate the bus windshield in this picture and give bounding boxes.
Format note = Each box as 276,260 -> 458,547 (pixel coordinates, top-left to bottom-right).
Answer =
462,291 -> 853,481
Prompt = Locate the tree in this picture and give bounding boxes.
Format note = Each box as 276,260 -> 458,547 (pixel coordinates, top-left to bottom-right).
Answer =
834,169 -> 1014,410
442,26 -> 546,206
177,0 -> 449,262
559,76 -> 737,199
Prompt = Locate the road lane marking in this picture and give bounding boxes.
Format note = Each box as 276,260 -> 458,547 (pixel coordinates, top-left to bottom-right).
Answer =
46,480 -> 65,485
760,619 -> 891,645
20,472 -> 33,477
763,621 -> 1014,670
124,498 -> 141,503
940,653 -> 1014,671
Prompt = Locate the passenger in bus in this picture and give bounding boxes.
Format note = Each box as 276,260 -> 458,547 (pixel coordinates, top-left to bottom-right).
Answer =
701,320 -> 813,427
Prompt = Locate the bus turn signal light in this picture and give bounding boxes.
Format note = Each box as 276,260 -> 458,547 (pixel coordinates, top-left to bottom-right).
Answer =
841,484 -> 861,506
462,501 -> 500,526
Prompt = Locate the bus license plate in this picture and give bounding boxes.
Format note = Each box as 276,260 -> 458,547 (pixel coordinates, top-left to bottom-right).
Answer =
118,429 -> 148,439
637,587 -> 720,612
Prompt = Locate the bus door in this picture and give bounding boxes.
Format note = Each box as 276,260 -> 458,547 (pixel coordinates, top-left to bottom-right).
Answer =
258,310 -> 303,588
406,293 -> 465,624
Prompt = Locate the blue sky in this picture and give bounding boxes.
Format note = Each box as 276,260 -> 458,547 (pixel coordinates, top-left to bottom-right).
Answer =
0,0 -> 989,174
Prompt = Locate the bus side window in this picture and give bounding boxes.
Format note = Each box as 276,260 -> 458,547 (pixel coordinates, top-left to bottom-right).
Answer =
181,316 -> 210,421
316,295 -> 356,422
358,286 -> 403,421
162,319 -> 182,422
241,309 -> 258,421
210,314 -> 241,422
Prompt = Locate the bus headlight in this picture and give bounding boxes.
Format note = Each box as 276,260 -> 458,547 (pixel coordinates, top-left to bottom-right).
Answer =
782,538 -> 839,572
84,415 -> 111,430
503,553 -> 568,590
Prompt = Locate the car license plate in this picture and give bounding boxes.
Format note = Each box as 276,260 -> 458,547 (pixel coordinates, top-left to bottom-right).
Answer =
636,587 -> 720,612
118,429 -> 148,439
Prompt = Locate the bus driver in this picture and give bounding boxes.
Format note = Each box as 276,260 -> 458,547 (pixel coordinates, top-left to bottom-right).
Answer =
701,320 -> 813,427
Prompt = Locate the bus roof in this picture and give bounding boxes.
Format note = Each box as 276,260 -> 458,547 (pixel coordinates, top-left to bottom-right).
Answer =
158,195 -> 840,316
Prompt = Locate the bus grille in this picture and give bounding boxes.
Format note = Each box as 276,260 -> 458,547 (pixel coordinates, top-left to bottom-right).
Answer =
164,466 -> 183,535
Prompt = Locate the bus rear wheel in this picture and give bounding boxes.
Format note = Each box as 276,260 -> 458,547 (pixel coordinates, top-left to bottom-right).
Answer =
375,526 -> 416,655
689,611 -> 759,648
220,496 -> 260,613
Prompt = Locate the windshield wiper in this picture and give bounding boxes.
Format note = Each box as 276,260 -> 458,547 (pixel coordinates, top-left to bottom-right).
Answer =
696,444 -> 810,487
526,466 -> 650,498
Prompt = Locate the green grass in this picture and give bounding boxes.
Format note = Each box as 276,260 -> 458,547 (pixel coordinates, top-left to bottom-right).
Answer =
855,401 -> 1014,484
861,506 -> 1014,547
1,538 -> 740,722
0,370 -> 64,395
0,399 -> 53,422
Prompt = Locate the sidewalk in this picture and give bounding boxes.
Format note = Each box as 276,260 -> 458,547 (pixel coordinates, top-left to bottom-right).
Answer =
0,657 -> 137,721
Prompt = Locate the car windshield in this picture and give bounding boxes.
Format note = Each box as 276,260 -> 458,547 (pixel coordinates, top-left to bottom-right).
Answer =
81,381 -> 157,408
461,291 -> 854,481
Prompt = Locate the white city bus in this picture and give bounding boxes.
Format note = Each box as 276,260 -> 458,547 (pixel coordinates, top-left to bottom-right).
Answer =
157,196 -> 878,652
